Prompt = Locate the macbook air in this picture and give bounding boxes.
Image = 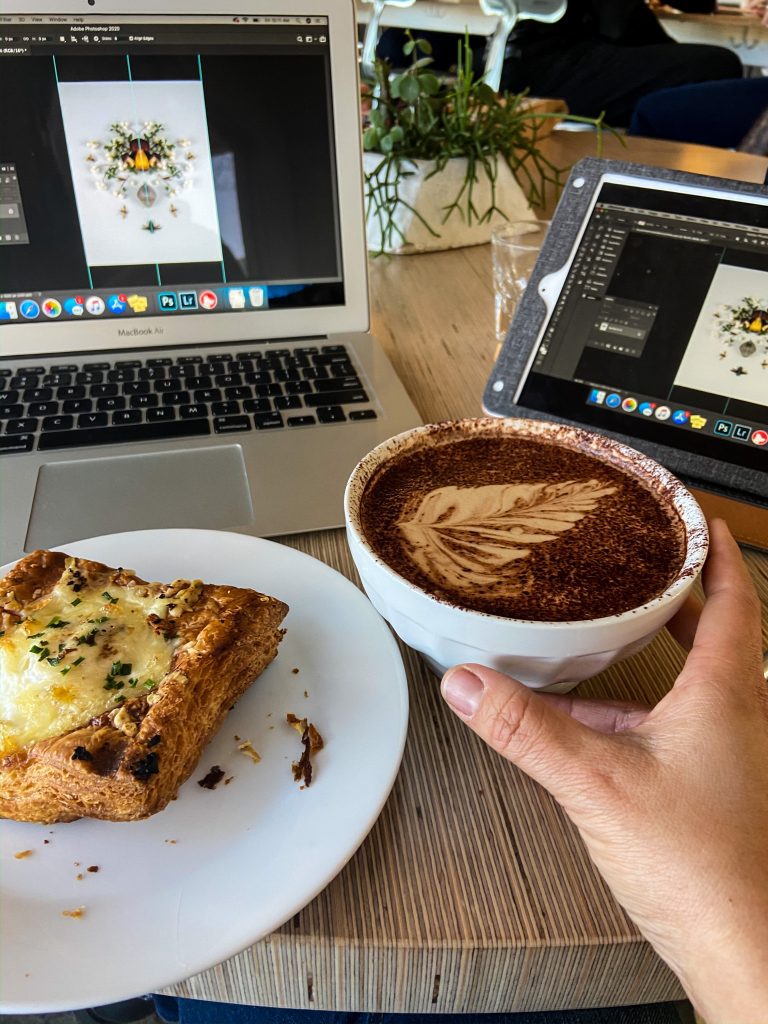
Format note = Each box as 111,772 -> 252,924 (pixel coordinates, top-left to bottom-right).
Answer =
0,0 -> 421,564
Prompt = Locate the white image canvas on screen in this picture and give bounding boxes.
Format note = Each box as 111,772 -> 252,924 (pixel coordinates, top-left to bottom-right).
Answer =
57,80 -> 223,267
673,263 -> 768,407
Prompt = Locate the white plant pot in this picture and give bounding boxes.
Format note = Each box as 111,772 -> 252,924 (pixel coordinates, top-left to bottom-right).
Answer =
364,152 -> 532,255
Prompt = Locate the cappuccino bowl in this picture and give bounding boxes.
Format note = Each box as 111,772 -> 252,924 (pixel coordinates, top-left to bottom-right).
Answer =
344,418 -> 709,693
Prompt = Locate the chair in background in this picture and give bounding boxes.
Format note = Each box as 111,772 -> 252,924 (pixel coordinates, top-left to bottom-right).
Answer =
479,0 -> 566,90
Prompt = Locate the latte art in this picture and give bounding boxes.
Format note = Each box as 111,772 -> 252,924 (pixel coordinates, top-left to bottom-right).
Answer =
360,431 -> 686,621
399,479 -> 617,594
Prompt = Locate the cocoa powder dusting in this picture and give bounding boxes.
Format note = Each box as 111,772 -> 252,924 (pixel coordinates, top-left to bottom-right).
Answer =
361,435 -> 686,621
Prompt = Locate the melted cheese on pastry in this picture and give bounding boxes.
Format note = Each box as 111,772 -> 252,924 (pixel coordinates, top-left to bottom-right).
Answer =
0,562 -> 179,757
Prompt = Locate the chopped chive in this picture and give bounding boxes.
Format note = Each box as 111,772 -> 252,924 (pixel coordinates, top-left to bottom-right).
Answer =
28,632 -> 44,639
104,677 -> 124,691
29,644 -> 43,654
46,617 -> 70,629
46,655 -> 63,666
102,591 -> 118,604
73,656 -> 85,667
113,694 -> 127,704
144,679 -> 157,691
60,665 -> 72,676
128,677 -> 139,688
37,647 -> 50,661
71,598 -> 82,607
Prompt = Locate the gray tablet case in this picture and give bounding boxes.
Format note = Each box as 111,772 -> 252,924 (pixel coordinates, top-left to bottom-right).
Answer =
483,157 -> 768,548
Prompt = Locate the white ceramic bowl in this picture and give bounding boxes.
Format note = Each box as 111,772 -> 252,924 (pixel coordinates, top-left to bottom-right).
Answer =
344,418 -> 709,693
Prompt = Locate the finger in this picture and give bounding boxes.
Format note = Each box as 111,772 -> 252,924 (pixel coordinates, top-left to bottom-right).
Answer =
441,663 -> 614,803
679,518 -> 763,683
538,692 -> 651,733
665,592 -> 702,652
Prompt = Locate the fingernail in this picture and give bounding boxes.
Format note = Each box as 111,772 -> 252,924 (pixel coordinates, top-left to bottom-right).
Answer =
442,667 -> 485,718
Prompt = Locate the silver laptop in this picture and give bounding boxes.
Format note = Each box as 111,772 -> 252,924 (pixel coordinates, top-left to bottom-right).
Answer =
483,157 -> 768,512
0,0 -> 421,565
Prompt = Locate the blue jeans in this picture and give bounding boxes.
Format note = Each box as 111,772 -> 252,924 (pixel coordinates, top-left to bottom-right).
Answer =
153,995 -> 693,1024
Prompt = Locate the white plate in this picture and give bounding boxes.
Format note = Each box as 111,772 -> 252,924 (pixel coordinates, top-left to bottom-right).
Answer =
0,529 -> 408,1014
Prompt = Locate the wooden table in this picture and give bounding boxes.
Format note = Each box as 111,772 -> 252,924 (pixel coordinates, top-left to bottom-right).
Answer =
165,133 -> 768,1014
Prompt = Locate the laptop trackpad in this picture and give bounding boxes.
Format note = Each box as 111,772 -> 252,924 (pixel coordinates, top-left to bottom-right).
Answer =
26,446 -> 254,551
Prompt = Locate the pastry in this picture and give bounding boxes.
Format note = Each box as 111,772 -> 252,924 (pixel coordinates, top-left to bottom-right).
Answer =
0,550 -> 288,822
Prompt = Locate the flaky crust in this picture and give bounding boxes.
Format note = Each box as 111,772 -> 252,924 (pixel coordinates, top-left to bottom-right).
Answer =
0,550 -> 288,823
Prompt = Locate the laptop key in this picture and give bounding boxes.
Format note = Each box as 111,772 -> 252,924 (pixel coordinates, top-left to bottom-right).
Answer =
7,418 -> 38,434
0,404 -> 23,419
91,383 -> 118,398
305,389 -> 368,407
11,374 -> 39,389
63,398 -> 93,414
130,394 -> 159,409
97,396 -> 126,412
242,398 -> 271,414
162,391 -> 191,406
82,362 -> 110,371
115,360 -> 142,368
253,413 -> 284,430
113,410 -> 142,425
78,413 -> 108,428
123,381 -> 150,396
285,380 -> 312,395
212,401 -> 239,416
313,377 -> 362,392
147,407 -> 176,422
316,406 -> 346,424
38,417 -> 211,451
107,368 -> 135,382
194,388 -> 222,403
349,409 -> 378,421
214,415 -> 251,433
42,415 -> 74,431
58,385 -> 86,400
274,395 -> 301,410
147,358 -> 173,366
29,401 -> 59,416
179,404 -> 207,419
287,415 -> 316,427
43,372 -> 72,386
0,433 -> 33,453
139,366 -> 168,380
23,387 -> 54,403
76,371 -> 104,383
51,364 -> 79,372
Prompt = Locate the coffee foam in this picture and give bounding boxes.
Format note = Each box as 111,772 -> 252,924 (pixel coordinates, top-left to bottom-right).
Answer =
398,479 -> 617,598
359,424 -> 687,621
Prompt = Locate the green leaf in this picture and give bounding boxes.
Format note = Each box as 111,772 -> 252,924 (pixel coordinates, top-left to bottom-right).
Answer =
414,37 -> 432,56
379,132 -> 395,154
363,126 -> 381,150
388,125 -> 404,143
368,107 -> 386,129
389,75 -> 402,99
403,39 -> 416,56
418,73 -> 440,97
398,76 -> 421,104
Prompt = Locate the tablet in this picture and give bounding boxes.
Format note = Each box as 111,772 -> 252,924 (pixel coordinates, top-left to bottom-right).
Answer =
483,157 -> 768,546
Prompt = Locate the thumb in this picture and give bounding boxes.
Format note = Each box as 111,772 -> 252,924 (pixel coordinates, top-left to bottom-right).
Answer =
441,663 -> 613,806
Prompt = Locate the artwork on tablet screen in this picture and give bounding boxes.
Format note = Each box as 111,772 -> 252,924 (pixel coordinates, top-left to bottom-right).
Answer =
57,80 -> 223,267
673,264 -> 768,406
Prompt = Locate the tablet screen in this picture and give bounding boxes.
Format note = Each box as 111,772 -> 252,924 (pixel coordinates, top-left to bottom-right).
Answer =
516,179 -> 768,473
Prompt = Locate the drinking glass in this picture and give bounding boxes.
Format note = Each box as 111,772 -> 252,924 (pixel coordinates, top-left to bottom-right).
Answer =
491,219 -> 551,346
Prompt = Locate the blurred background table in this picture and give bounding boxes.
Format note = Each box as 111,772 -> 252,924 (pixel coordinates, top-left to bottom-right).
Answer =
657,4 -> 768,66
164,132 -> 768,1014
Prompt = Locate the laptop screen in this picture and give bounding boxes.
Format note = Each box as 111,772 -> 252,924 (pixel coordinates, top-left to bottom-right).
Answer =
0,15 -> 346,333
516,178 -> 768,473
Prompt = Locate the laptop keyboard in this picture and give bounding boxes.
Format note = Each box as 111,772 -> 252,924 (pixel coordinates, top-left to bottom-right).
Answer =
0,344 -> 378,455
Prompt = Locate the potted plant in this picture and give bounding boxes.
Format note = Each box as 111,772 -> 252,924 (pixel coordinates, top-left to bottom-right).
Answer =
363,36 -> 607,255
